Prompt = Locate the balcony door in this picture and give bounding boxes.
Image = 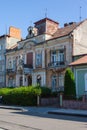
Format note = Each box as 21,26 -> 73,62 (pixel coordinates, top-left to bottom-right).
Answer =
27,52 -> 33,67
51,51 -> 57,66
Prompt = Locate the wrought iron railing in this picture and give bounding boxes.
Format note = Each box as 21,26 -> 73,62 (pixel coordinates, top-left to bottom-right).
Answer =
6,68 -> 16,74
23,64 -> 33,68
48,61 -> 65,67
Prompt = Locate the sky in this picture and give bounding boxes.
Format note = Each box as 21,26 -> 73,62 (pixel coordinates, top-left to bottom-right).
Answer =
0,0 -> 87,38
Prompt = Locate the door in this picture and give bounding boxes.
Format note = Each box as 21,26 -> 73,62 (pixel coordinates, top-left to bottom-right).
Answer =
28,75 -> 32,86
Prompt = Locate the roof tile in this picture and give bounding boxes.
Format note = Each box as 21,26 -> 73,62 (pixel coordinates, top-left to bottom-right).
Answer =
70,55 -> 87,66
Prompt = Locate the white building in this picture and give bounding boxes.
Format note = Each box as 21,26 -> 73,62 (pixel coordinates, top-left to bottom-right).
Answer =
0,27 -> 21,87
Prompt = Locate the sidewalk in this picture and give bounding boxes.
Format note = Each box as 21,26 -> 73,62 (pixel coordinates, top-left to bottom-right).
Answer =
0,105 -> 87,117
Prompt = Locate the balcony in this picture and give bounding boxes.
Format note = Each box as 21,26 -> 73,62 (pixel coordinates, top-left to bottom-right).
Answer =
23,64 -> 33,69
36,64 -> 42,68
23,64 -> 33,74
48,61 -> 65,68
6,68 -> 16,74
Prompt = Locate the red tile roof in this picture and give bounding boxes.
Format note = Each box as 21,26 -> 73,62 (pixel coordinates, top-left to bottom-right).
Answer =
53,22 -> 80,38
70,55 -> 87,66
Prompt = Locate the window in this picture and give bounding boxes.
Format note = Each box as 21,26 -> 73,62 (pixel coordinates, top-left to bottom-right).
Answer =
0,65 -> 4,71
0,45 -> 2,50
36,53 -> 42,66
59,74 -> 64,87
0,44 -> 3,50
51,50 -> 64,66
13,59 -> 16,70
8,60 -> 12,69
0,55 -> 2,61
58,50 -> 64,62
0,76 -> 4,83
0,65 -> 2,71
52,75 -> 57,91
8,77 -> 15,87
51,51 -> 57,62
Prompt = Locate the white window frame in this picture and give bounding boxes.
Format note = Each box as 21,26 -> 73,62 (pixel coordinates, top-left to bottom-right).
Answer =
58,50 -> 64,62
52,75 -> 57,91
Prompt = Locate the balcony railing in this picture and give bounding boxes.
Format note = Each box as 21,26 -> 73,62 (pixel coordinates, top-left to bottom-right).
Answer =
48,61 -> 65,67
6,68 -> 16,74
23,64 -> 33,69
36,64 -> 42,68
23,64 -> 33,74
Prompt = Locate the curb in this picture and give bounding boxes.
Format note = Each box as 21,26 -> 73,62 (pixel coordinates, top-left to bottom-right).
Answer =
0,106 -> 27,111
48,111 -> 87,117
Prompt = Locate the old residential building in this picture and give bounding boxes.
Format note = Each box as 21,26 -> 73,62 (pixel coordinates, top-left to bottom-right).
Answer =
0,27 -> 21,87
6,18 -> 87,92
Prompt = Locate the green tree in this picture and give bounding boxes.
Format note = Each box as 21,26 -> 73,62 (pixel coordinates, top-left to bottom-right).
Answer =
64,68 -> 76,97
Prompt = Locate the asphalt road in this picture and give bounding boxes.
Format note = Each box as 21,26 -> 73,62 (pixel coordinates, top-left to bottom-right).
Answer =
0,108 -> 87,130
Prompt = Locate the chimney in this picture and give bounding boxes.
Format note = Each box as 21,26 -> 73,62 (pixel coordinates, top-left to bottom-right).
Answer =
69,22 -> 76,25
9,26 -> 21,40
34,18 -> 59,35
64,22 -> 76,27
64,23 -> 69,27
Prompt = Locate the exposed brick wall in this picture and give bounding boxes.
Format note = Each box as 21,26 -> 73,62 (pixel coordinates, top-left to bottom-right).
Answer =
46,20 -> 58,35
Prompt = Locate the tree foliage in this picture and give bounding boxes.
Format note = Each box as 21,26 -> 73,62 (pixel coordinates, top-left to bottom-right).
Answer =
64,68 -> 76,97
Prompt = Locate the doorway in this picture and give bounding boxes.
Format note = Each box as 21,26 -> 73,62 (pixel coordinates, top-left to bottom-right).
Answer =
28,75 -> 32,86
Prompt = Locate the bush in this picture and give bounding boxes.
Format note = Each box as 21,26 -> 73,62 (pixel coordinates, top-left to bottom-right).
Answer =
51,91 -> 58,97
64,68 -> 76,97
0,88 -> 12,96
0,86 -> 42,106
0,86 -> 55,105
40,87 -> 51,97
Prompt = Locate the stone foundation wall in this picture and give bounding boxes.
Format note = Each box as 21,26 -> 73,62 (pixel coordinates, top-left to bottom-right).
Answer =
41,97 -> 59,106
63,100 -> 87,110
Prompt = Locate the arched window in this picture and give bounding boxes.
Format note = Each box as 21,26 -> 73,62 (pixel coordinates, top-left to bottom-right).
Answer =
20,76 -> 23,86
28,75 -> 32,86
37,75 -> 41,86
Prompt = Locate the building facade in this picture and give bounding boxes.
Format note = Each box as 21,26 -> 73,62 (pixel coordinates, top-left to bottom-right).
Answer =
6,18 -> 87,92
0,27 -> 21,87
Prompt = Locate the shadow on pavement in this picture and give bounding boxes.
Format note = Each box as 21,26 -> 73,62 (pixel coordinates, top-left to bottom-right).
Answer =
11,109 -> 87,123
